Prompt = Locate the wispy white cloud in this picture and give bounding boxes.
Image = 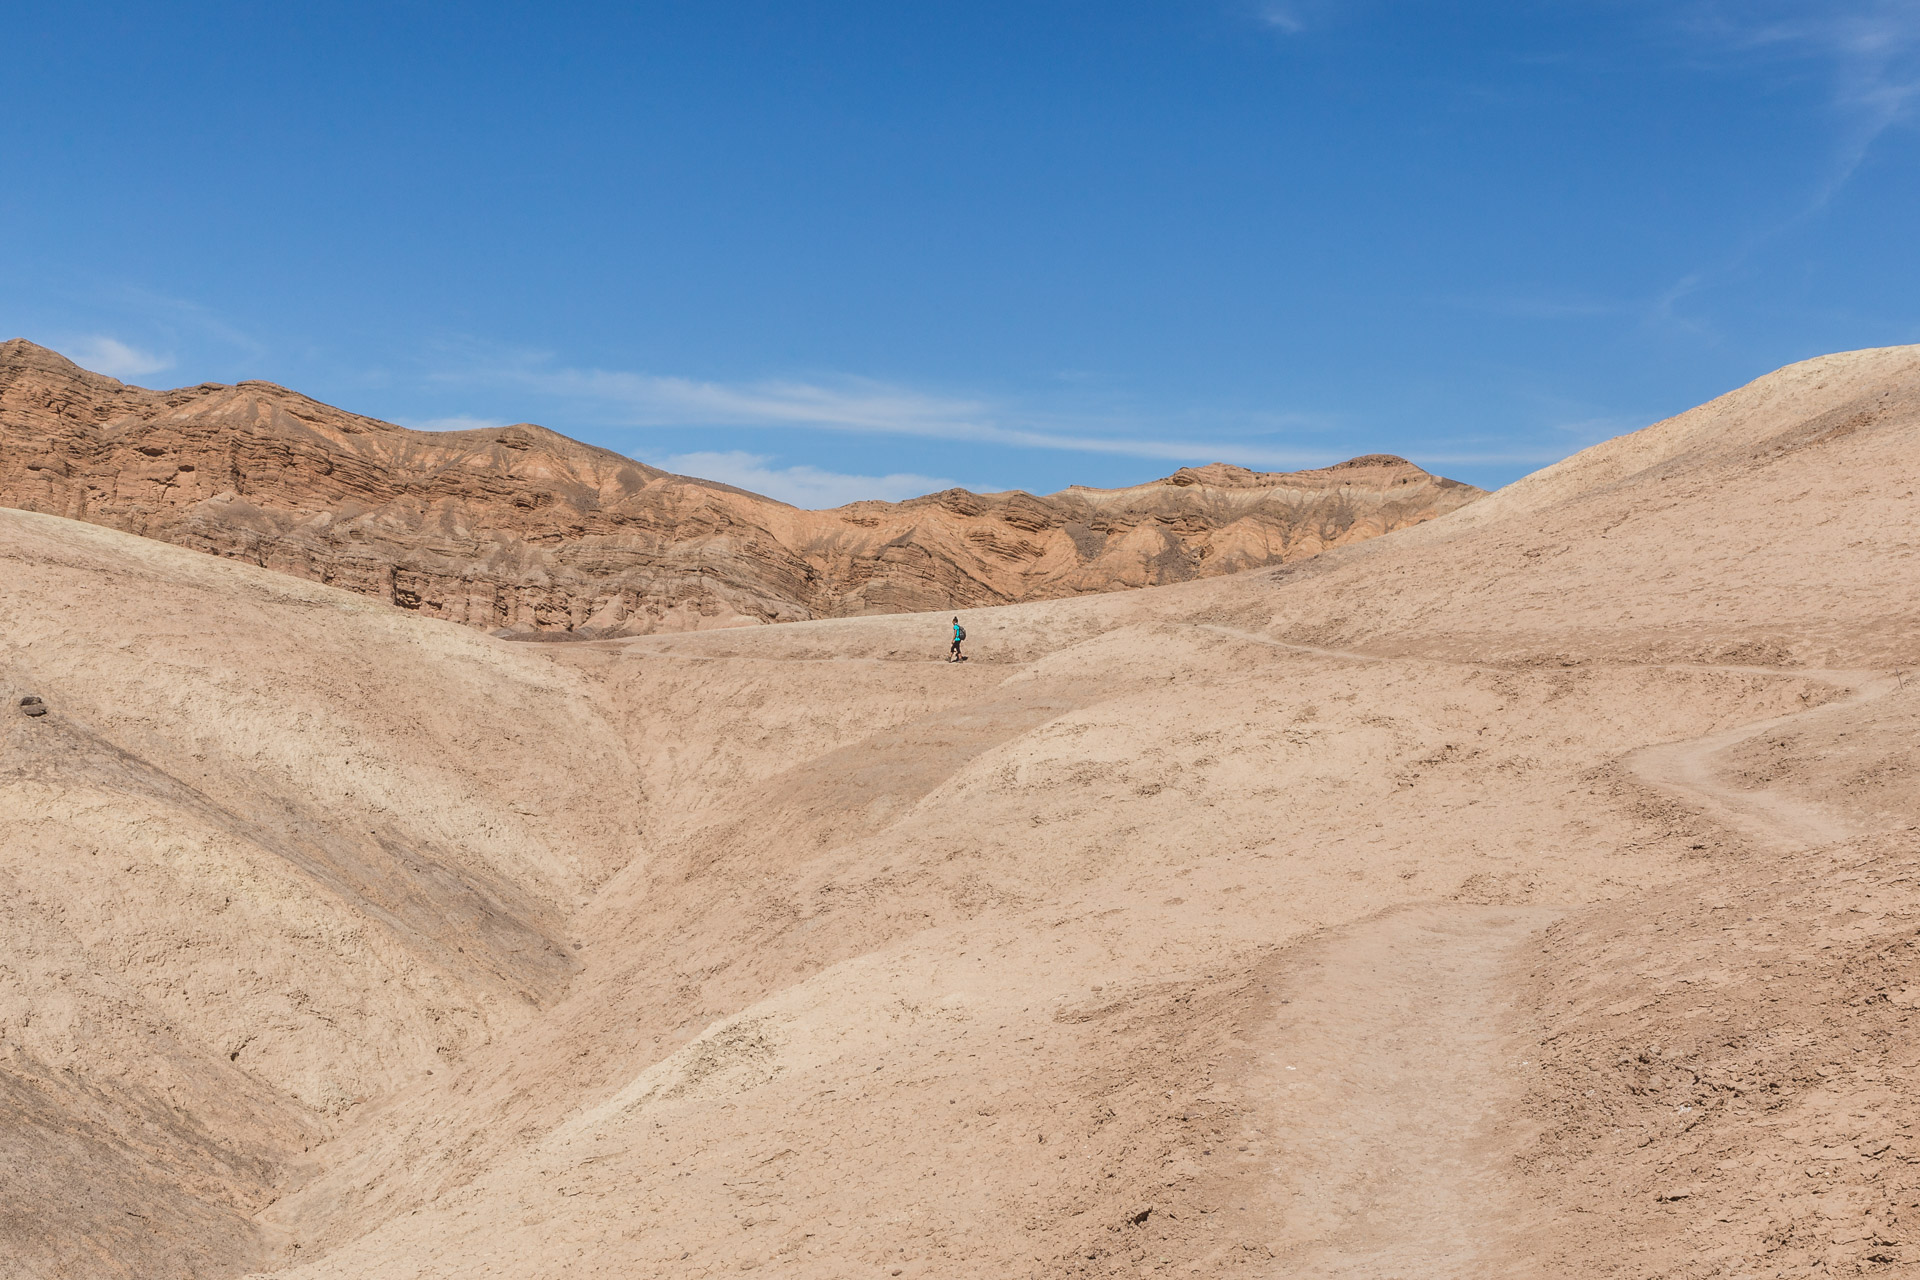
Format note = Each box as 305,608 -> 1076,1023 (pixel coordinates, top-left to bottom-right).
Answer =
1443,292 -> 1627,320
1245,0 -> 1353,36
1650,2 -> 1920,332
449,356 -> 1336,469
1546,414 -> 1653,443
654,450 -> 959,508
110,285 -> 267,356
1692,0 -> 1920,202
65,335 -> 173,381
1415,449 -> 1589,468
1644,271 -> 1716,338
1257,5 -> 1308,34
399,414 -> 510,433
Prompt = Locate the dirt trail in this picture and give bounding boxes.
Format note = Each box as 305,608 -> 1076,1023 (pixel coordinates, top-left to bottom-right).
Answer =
1625,670 -> 1900,851
1195,624 -> 1902,851
1192,624 -> 1905,1274
1240,905 -> 1560,1278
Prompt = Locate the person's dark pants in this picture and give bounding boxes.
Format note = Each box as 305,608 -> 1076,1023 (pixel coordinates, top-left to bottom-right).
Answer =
950,640 -> 962,660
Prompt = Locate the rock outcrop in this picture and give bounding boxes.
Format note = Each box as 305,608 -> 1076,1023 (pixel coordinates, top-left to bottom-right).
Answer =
0,339 -> 1482,635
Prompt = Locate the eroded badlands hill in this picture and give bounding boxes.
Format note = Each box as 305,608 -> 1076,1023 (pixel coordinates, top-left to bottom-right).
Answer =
3,345 -> 1919,1279
0,340 -> 1479,635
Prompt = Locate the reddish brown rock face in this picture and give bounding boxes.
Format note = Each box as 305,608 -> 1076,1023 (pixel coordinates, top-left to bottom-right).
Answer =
0,339 -> 1482,635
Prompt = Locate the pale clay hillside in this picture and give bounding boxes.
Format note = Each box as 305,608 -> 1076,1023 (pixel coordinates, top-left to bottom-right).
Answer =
2,345 -> 1920,1278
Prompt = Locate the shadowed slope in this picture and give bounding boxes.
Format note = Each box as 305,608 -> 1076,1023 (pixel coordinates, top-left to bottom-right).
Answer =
0,510 -> 645,1277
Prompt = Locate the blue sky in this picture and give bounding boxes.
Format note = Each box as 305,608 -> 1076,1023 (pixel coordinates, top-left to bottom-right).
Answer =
6,1 -> 1919,504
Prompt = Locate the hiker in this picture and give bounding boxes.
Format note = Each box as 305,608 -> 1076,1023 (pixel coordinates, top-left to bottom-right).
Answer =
948,616 -> 966,663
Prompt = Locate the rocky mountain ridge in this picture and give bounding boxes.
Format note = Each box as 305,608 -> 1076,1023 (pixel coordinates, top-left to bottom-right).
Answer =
0,339 -> 1482,635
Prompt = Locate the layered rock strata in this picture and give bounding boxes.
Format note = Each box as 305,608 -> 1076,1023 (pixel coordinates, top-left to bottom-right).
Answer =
0,340 -> 1481,635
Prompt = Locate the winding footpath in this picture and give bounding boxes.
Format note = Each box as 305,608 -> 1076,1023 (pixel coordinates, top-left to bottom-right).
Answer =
1625,669 -> 1900,851
1191,623 -> 1902,1276
1195,622 -> 1899,852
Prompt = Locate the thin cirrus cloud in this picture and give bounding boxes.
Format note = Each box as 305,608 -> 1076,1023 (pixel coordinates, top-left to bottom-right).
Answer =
108,285 -> 268,357
1702,0 -> 1920,193
394,404 -> 960,504
477,361 -> 1337,469
1249,0 -> 1340,35
1257,6 -> 1307,34
64,335 -> 173,381
653,450 -> 958,508
1441,292 -> 1628,321
397,414 -> 511,433
1650,1 -> 1920,325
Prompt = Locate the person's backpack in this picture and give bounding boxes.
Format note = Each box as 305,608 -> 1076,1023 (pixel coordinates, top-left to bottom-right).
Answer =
955,625 -> 966,641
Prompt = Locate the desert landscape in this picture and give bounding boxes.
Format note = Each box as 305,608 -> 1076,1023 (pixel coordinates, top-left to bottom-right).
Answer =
0,340 -> 1477,637
1,340 -> 1917,1278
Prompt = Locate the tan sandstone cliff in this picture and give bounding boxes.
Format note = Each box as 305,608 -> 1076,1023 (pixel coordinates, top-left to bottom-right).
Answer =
0,339 -> 1481,635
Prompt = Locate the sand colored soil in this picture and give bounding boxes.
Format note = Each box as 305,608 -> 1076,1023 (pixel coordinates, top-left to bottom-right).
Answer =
2,345 -> 1918,1277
